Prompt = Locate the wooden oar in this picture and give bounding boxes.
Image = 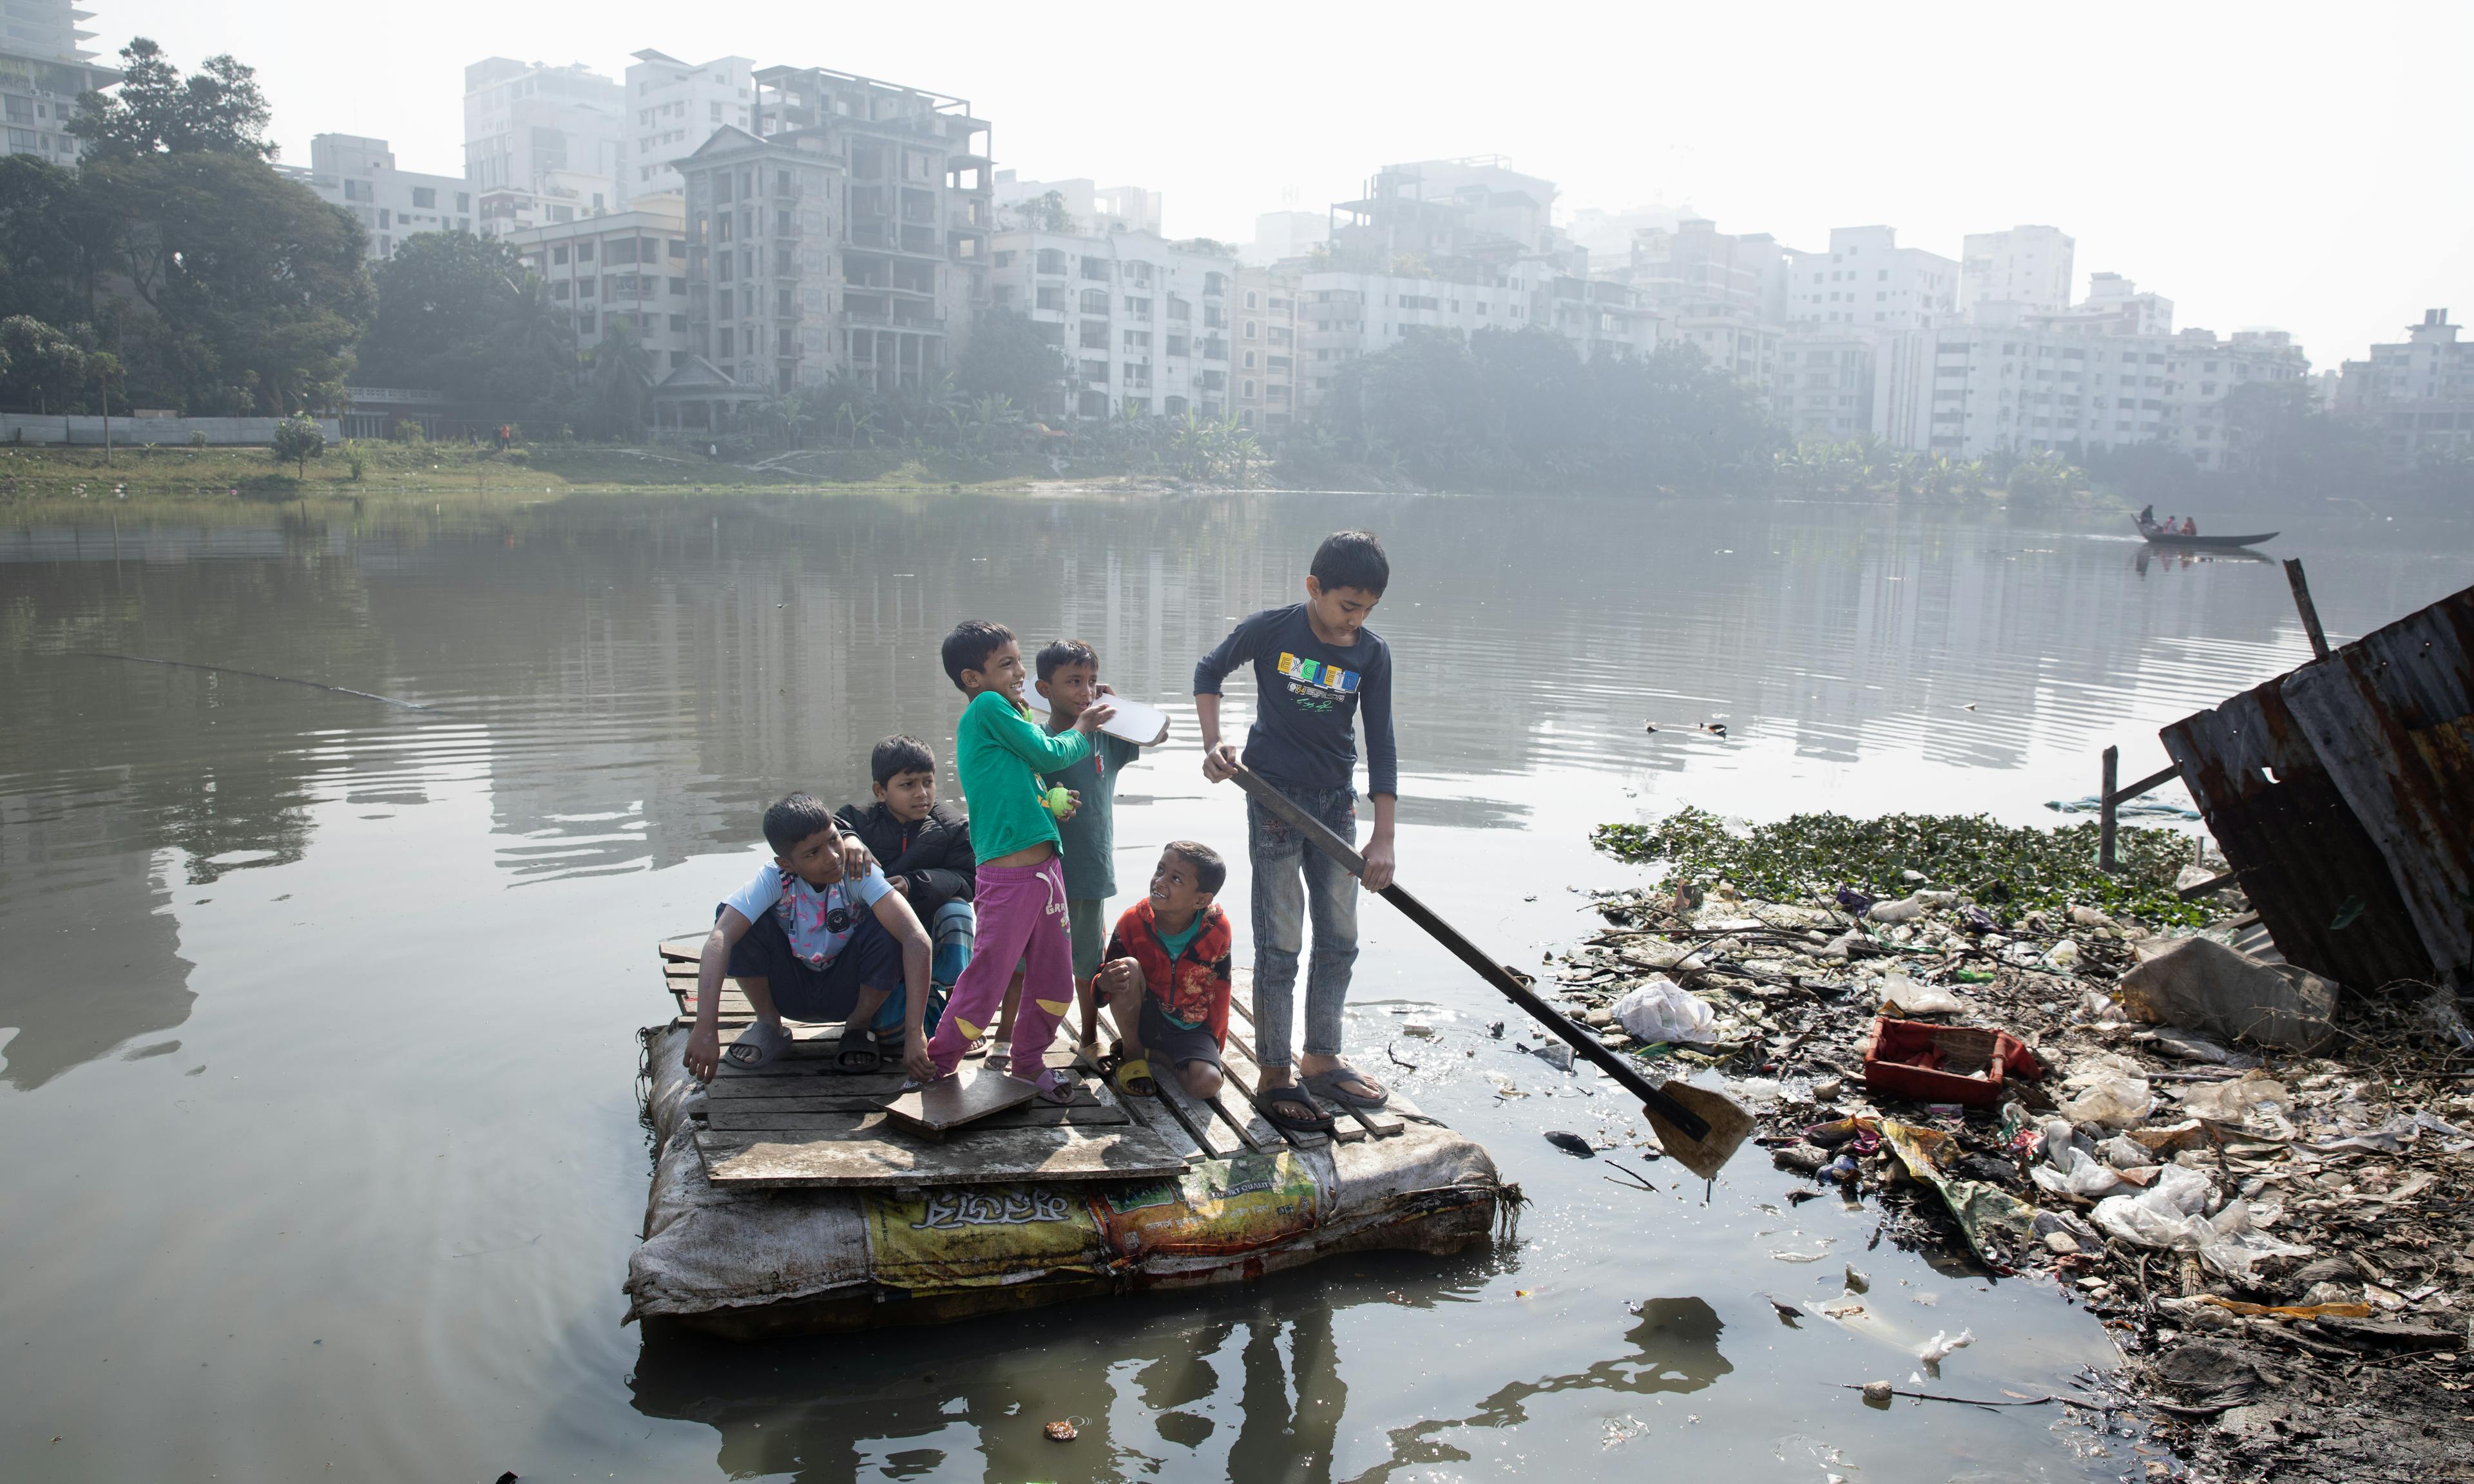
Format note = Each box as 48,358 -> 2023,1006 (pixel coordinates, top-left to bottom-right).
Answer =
1227,765 -> 1756,1180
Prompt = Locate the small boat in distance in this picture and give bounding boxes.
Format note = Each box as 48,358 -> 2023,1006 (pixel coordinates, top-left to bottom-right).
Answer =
2133,517 -> 2279,550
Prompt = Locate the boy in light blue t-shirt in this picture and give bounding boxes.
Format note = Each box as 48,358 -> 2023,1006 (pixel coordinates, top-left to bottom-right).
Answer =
684,794 -> 937,1083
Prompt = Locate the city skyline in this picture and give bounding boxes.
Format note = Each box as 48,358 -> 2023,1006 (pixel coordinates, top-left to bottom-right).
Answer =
86,0 -> 2474,370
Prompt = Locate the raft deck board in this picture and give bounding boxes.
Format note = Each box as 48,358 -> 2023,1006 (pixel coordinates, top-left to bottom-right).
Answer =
670,942 -> 1189,1186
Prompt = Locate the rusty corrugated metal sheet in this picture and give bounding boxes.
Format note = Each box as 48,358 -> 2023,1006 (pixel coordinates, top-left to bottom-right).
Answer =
2280,585 -> 2474,984
2162,678 -> 2435,991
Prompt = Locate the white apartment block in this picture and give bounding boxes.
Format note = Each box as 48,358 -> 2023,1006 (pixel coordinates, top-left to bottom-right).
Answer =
994,174 -> 1164,235
623,50 -> 751,204
503,202 -> 693,374
293,135 -> 472,262
1913,322 -> 2306,467
2164,328 -> 2308,469
1961,225 -> 2074,316
2042,272 -> 2172,336
1785,226 -> 1958,331
989,229 -> 1237,420
1776,327 -> 1935,445
2336,309 -> 2474,466
463,58 -> 624,198
648,65 -> 996,435
1,0 -> 92,62
1234,263 -> 1300,431
1240,209 -> 1326,267
1292,245 -> 1666,409
0,43 -> 113,166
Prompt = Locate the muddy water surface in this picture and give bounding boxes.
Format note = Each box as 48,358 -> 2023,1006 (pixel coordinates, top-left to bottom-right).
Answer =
3,491 -> 2466,1481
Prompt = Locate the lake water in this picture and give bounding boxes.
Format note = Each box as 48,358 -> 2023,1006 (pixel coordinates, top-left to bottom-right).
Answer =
3,489 -> 2466,1482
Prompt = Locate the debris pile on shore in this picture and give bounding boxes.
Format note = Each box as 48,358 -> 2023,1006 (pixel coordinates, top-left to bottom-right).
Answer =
1560,808 -> 2474,1482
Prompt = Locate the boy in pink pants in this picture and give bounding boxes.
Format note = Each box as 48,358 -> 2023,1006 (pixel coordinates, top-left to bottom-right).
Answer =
923,620 -> 1115,1100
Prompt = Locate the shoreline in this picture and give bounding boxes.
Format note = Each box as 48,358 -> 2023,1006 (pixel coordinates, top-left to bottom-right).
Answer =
1546,832 -> 2472,1483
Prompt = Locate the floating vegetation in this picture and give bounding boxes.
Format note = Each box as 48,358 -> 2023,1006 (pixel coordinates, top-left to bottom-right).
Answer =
1590,807 -> 2210,928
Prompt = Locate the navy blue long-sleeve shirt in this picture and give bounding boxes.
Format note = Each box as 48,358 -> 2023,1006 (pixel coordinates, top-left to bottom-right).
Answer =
1194,604 -> 1397,797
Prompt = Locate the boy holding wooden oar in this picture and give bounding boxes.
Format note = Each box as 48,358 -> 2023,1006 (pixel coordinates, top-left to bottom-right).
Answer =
1194,530 -> 1397,1134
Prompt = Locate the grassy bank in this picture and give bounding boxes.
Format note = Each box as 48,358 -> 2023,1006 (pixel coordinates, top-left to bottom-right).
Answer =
0,441 -> 1059,505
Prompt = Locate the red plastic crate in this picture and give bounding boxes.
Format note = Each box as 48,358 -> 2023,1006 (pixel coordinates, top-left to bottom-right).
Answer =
1861,1018 -> 2045,1108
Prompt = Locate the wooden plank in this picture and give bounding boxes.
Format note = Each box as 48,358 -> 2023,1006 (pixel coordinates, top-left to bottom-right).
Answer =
881,1065 -> 1041,1139
658,938 -> 701,963
702,1069 -> 908,1098
693,1116 -> 1193,1189
1149,1070 -> 1227,1159
1215,1028 -> 1335,1149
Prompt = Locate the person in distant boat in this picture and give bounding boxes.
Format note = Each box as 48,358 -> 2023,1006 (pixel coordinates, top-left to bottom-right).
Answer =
838,736 -> 977,1011
1095,842 -> 1235,1101
2138,504 -> 2155,527
2182,516 -> 2198,535
686,795 -> 937,1083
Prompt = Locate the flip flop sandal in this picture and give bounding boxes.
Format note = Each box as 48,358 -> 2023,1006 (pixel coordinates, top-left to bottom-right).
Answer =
1254,1084 -> 1337,1132
723,1021 -> 789,1071
833,1021 -> 882,1074
1304,1067 -> 1390,1109
1109,1056 -> 1158,1098
1031,1068 -> 1082,1107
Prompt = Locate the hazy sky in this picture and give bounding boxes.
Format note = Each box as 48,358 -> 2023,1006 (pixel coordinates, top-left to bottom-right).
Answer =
101,1 -> 2473,365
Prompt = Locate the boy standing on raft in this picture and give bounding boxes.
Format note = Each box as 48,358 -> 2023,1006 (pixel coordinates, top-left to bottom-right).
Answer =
923,620 -> 1114,1101
1035,638 -> 1170,1054
1194,530 -> 1397,1132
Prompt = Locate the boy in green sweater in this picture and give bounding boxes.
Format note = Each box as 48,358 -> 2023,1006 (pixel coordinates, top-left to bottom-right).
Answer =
922,620 -> 1114,1099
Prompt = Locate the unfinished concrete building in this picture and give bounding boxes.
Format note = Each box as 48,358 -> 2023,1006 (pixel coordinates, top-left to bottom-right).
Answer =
653,65 -> 993,435
1327,157 -> 1558,279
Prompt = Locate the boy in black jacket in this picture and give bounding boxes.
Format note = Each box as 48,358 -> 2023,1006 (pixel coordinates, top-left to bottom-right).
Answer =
837,735 -> 978,1002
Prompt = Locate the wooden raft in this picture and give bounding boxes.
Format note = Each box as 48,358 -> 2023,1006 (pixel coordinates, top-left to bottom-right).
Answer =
658,940 -> 1406,1190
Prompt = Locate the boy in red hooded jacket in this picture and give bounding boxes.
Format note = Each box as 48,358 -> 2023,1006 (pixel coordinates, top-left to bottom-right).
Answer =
1094,841 -> 1233,1099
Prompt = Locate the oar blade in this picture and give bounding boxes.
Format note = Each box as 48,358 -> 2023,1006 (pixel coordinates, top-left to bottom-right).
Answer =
1641,1080 -> 1757,1182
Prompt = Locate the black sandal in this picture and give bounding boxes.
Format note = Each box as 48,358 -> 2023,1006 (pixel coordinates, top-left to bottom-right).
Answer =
1253,1084 -> 1336,1133
834,1020 -> 883,1074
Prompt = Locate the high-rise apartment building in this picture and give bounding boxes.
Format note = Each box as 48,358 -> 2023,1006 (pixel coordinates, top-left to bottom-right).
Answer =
1240,209 -> 1326,267
622,50 -> 751,204
1234,264 -> 1300,431
649,64 -> 993,434
1785,226 -> 1958,331
0,0 -> 113,167
292,135 -> 471,262
1,0 -> 93,62
503,199 -> 693,373
1960,225 -> 2075,316
988,229 -> 1236,420
463,58 -> 624,199
2336,309 -> 2474,466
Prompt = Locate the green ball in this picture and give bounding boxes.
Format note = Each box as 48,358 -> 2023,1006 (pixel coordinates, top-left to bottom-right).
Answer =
1044,785 -> 1072,815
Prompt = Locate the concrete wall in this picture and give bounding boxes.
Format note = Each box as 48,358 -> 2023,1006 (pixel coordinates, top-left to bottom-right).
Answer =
0,414 -> 345,447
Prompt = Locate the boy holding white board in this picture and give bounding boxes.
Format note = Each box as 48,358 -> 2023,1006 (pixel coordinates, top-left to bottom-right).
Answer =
1034,639 -> 1170,1052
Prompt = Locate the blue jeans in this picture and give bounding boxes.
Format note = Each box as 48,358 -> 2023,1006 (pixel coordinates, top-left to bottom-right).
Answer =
931,899 -> 975,991
1247,777 -> 1359,1072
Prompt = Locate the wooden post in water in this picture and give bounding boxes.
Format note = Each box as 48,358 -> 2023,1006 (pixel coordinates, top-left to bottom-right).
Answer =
2099,745 -> 2120,872
2283,558 -> 2332,661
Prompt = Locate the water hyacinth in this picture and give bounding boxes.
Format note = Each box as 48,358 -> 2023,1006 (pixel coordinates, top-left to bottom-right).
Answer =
1591,807 -> 2210,928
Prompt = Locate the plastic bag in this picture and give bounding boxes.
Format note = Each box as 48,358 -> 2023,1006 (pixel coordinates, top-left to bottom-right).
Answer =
2096,1134 -> 2156,1170
1915,1327 -> 1975,1362
2031,1145 -> 2128,1198
1881,969 -> 1966,1016
2180,1075 -> 2290,1126
1868,895 -> 1927,924
1612,975 -> 1718,1045
2089,1163 -> 2214,1248
2058,1053 -> 2151,1128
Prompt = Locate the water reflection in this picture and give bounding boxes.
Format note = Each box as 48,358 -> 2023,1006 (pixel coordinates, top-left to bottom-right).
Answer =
1360,1297 -> 1729,1478
629,1277 -> 1370,1483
